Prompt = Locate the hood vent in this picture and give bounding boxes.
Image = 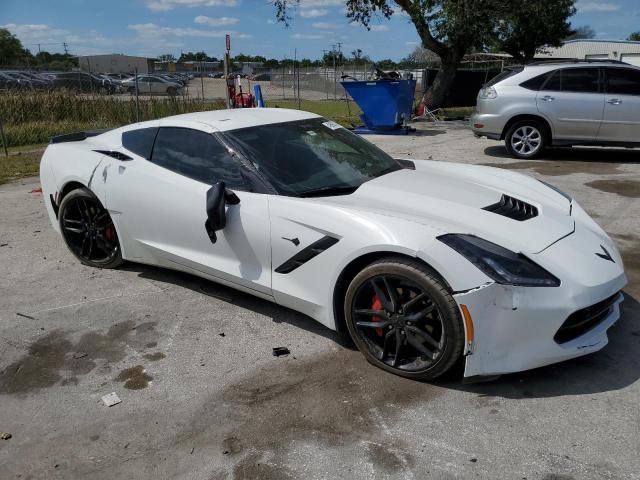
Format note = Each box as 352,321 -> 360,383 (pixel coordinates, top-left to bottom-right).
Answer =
483,194 -> 538,221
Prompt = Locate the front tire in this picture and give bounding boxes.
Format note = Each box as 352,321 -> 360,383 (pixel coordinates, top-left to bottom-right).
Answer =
58,188 -> 124,269
505,120 -> 546,159
344,257 -> 464,381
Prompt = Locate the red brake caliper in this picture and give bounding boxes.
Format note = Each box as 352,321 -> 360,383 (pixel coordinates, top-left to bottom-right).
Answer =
372,295 -> 384,337
105,223 -> 115,242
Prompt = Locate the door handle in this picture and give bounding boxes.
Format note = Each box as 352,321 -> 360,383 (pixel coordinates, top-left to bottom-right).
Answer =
607,98 -> 622,105
540,95 -> 555,102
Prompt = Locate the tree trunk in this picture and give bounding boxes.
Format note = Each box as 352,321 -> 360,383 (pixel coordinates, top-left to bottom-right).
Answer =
425,52 -> 463,109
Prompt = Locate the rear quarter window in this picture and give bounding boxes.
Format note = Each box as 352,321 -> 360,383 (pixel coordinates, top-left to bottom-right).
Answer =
520,71 -> 552,91
485,67 -> 524,87
122,127 -> 158,159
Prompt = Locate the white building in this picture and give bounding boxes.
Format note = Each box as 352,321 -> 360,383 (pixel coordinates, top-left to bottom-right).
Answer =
79,54 -> 155,74
536,39 -> 640,66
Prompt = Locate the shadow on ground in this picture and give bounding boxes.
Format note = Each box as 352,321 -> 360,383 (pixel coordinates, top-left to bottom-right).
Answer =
123,264 -> 640,400
121,263 -> 350,347
483,144 -> 640,163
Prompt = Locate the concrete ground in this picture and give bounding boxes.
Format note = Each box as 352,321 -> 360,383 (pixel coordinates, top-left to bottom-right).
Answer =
0,123 -> 639,480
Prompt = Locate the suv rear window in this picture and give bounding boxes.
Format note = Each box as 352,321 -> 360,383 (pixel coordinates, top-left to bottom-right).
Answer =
520,71 -> 552,91
485,67 -> 524,87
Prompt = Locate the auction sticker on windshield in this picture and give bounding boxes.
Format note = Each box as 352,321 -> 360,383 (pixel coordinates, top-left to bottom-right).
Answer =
322,120 -> 343,130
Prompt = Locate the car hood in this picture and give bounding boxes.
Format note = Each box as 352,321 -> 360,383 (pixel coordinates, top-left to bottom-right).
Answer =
320,160 -> 574,254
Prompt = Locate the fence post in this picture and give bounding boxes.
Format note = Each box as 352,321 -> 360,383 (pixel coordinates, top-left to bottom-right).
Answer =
134,67 -> 140,123
297,60 -> 301,109
282,62 -> 285,99
0,119 -> 8,157
200,60 -> 205,101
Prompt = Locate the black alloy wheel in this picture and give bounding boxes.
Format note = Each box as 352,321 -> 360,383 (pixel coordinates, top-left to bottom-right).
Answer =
58,188 -> 124,269
345,257 -> 464,380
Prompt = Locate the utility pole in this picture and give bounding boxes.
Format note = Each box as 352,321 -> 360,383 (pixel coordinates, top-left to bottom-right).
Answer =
332,45 -> 337,100
63,42 -> 69,55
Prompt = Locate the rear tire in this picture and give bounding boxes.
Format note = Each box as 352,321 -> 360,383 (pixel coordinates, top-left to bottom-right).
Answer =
344,257 -> 464,381
505,120 -> 547,159
58,188 -> 124,269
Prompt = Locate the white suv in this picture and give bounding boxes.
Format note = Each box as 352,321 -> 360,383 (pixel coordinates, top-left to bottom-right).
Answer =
471,60 -> 640,159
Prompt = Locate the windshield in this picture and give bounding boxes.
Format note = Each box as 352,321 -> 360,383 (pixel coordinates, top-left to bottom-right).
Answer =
224,118 -> 401,197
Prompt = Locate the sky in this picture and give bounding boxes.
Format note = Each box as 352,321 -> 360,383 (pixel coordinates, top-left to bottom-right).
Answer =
1,0 -> 640,61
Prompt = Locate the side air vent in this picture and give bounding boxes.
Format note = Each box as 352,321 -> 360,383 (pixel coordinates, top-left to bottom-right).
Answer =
275,236 -> 339,274
483,194 -> 538,221
93,150 -> 133,161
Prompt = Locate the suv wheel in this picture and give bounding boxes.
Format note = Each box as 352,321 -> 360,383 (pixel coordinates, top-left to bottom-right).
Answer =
505,120 -> 546,159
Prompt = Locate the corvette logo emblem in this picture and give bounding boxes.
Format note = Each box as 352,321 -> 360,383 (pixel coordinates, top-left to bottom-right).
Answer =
595,245 -> 615,263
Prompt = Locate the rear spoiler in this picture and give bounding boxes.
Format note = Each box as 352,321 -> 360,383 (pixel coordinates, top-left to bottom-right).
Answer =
49,128 -> 113,144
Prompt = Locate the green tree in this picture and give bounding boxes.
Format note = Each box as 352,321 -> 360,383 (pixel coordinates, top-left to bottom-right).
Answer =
0,28 -> 29,65
274,0 -> 509,107
376,58 -> 397,70
492,0 -> 575,62
628,31 -> 640,41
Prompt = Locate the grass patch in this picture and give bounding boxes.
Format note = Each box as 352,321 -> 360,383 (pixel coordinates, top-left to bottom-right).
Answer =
439,106 -> 474,118
0,90 -> 225,148
0,151 -> 42,184
268,99 -> 362,127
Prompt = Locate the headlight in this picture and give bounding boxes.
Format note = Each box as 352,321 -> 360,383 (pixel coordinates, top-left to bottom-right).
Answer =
438,234 -> 560,287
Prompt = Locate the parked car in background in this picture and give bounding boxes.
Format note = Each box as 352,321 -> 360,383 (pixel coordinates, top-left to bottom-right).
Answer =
158,74 -> 186,86
0,71 -> 22,89
19,71 -> 53,88
251,73 -> 271,81
50,72 -> 116,94
2,71 -> 49,89
121,75 -> 183,96
105,73 -> 129,81
471,60 -> 640,159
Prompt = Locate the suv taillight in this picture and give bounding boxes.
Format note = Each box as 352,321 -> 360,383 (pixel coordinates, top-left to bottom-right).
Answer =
479,86 -> 497,99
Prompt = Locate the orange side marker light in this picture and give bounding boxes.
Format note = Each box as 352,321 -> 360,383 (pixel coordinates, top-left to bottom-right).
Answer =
460,304 -> 475,345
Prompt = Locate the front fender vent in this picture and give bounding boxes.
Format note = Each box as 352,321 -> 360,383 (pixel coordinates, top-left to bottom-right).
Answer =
483,194 -> 538,221
275,236 -> 339,274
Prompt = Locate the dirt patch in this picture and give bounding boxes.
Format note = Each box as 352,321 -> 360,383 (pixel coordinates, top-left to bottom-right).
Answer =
481,160 -> 622,176
0,320 -> 161,395
180,348 -> 440,477
585,179 -> 640,198
143,352 -> 166,362
115,365 -> 153,390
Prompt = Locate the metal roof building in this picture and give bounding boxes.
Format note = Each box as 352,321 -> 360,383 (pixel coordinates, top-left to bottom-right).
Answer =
536,39 -> 640,66
78,54 -> 155,74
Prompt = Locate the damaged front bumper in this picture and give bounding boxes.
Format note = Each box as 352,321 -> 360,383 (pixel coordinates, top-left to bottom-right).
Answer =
455,220 -> 628,379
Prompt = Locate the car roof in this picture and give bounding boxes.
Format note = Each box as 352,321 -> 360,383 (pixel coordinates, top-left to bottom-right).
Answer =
158,108 -> 321,132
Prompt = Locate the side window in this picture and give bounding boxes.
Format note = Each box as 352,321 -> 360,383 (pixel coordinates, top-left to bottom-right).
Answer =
560,68 -> 600,93
541,70 -> 561,91
520,71 -> 551,91
606,68 -> 640,95
122,127 -> 158,159
150,127 -> 245,188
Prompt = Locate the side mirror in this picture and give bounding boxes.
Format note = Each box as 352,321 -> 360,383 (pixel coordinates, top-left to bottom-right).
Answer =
204,181 -> 240,244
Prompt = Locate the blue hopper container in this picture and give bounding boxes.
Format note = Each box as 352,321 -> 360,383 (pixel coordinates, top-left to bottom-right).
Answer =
341,79 -> 416,134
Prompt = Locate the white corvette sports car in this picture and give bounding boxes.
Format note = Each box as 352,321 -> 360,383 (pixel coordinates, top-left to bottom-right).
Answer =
40,108 -> 627,381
